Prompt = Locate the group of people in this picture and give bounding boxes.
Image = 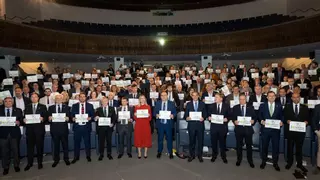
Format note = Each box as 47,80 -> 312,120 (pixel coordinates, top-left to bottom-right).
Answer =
0,61 -> 320,176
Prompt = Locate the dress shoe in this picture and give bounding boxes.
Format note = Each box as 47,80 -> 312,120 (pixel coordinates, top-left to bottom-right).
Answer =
156,153 -> 161,159
98,156 -> 104,161
169,154 -> 174,159
14,167 -> 20,172
236,160 -> 241,166
285,163 -> 292,170
71,158 -> 79,164
249,162 -> 255,168
24,164 -> 32,171
52,162 -> 59,168
3,169 -> 9,176
188,157 -> 194,162
38,164 -> 43,170
107,155 -> 113,160
144,156 -> 148,159
297,165 -> 308,173
64,160 -> 70,166
138,156 -> 141,159
260,162 -> 266,169
118,154 -> 123,159
198,156 -> 203,163
127,153 -> 132,158
222,158 -> 228,164
86,156 -> 91,162
211,156 -> 216,163
273,164 -> 280,171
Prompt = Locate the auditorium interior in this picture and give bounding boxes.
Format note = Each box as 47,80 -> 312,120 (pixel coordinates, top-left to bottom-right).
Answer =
1,0 -> 320,179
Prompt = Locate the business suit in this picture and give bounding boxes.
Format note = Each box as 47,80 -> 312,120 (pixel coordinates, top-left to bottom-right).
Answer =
39,96 -> 54,109
258,102 -> 283,165
232,104 -> 257,164
275,96 -> 292,108
294,79 -> 312,98
207,102 -> 230,159
71,102 -> 95,159
0,107 -> 23,170
192,82 -> 204,94
312,104 -> 320,167
96,106 -> 117,156
13,96 -> 31,110
108,99 -> 119,108
116,106 -> 134,155
154,100 -> 177,155
24,103 -> 48,166
48,104 -> 70,163
184,100 -> 207,158
284,103 -> 309,167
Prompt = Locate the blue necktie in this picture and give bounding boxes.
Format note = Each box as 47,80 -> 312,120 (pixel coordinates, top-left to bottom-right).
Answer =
241,106 -> 244,116
295,104 -> 298,117
194,101 -> 198,112
6,109 -> 10,117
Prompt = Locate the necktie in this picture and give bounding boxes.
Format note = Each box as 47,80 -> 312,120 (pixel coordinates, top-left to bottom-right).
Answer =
81,104 -> 84,114
33,104 -> 36,114
269,103 -> 274,117
169,93 -> 171,101
281,97 -> 284,105
162,102 -> 166,111
6,109 -> 10,117
104,107 -> 107,117
58,105 -> 61,113
295,104 -> 298,116
110,100 -> 113,107
194,101 -> 198,112
217,104 -> 220,114
241,106 -> 244,116
47,96 -> 50,105
133,94 -> 136,98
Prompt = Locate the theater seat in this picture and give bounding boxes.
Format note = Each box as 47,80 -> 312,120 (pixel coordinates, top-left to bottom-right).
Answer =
19,127 -> 27,157
226,121 -> 236,148
204,121 -> 211,147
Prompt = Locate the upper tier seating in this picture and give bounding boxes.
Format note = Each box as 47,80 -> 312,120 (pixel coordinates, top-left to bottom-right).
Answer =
24,14 -> 302,36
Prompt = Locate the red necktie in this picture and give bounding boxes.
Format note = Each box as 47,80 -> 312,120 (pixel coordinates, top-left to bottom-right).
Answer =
81,104 -> 84,114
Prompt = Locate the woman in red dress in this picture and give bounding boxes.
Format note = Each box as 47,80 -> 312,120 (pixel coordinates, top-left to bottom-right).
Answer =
134,95 -> 152,158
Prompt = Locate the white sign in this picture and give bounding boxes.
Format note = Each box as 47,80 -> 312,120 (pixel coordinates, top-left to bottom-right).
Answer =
136,109 -> 149,118
170,70 -> 176,74
9,71 -> 19,77
272,63 -> 278,68
298,83 -> 307,89
307,100 -> 320,109
289,121 -> 306,132
253,102 -> 261,110
88,101 -> 100,109
75,114 -> 88,123
165,77 -> 171,81
149,92 -> 159,99
52,113 -> 66,122
0,117 -> 16,126
102,77 -> 109,83
27,75 -> 38,83
230,100 -> 239,108
251,73 -> 259,79
0,90 -> 11,99
84,73 -> 91,79
204,97 -> 215,104
280,82 -> 289,87
237,116 -> 252,126
294,73 -> 300,79
125,74 -> 132,79
3,78 -> 13,85
308,69 -> 317,76
98,117 -> 111,126
129,98 -> 139,106
211,114 -> 224,124
178,93 -> 185,100
118,111 -> 130,120
270,88 -> 278,94
81,80 -> 89,86
189,112 -> 202,121
91,74 -> 98,79
267,73 -> 275,79
159,111 -> 171,119
204,79 -> 211,84
265,119 -> 281,129
63,73 -> 71,79
69,99 -> 79,107
51,74 -> 59,79
62,84 -> 71,91
25,114 -> 41,124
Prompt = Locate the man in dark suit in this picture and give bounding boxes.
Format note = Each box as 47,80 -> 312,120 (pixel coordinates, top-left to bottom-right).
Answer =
284,93 -> 309,172
312,103 -> 320,174
127,85 -> 140,106
48,94 -> 70,168
258,91 -> 283,171
166,84 -> 180,107
154,91 -> 177,159
95,96 -> 117,161
232,93 -> 257,168
294,74 -> 312,98
107,92 -> 119,108
71,92 -> 95,164
207,93 -> 230,163
276,88 -> 292,108
273,64 -> 286,85
23,93 -> 48,171
146,83 -> 159,134
184,91 -> 207,162
116,97 -> 134,159
68,81 -> 83,98
0,97 -> 23,175
13,87 -> 31,112
248,86 -> 267,119
192,77 -> 204,94
201,83 -> 216,112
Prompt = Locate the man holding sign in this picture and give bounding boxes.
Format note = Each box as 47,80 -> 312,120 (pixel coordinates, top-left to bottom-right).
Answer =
284,93 -> 309,172
23,93 -> 48,171
95,97 -> 117,161
71,93 -> 95,164
258,91 -> 283,171
154,91 -> 176,159
232,93 -> 256,168
184,92 -> 207,162
48,94 -> 70,168
207,93 -> 230,164
0,97 -> 23,175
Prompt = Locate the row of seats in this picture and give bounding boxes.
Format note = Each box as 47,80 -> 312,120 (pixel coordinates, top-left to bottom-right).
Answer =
24,14 -> 302,36
175,112 -> 317,165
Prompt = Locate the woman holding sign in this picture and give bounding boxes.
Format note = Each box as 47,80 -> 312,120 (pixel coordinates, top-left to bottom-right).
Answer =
134,95 -> 152,158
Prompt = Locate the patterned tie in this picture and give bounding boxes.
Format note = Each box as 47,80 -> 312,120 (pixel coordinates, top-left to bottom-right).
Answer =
81,104 -> 84,114
58,105 -> 61,113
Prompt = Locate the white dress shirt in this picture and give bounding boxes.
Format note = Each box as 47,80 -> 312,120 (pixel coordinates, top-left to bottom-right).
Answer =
15,97 -> 25,111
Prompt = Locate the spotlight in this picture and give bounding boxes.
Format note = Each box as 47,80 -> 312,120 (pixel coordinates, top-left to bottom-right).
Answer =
158,38 -> 165,46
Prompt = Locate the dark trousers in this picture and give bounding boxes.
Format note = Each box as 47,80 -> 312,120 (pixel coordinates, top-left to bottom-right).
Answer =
235,131 -> 253,163
97,128 -> 113,156
188,122 -> 204,157
150,117 -> 155,134
74,128 -> 91,158
261,131 -> 280,164
118,125 -> 132,154
157,123 -> 173,154
0,135 -> 20,169
287,135 -> 305,166
52,133 -> 69,162
26,132 -> 44,165
210,126 -> 227,159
